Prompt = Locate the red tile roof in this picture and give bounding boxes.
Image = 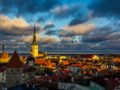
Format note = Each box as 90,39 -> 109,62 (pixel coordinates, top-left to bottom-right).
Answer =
29,75 -> 58,88
35,59 -> 47,65
80,54 -> 94,58
7,50 -> 23,68
0,52 -> 9,58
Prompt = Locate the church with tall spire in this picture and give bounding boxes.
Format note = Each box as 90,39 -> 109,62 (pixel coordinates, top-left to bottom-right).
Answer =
30,25 -> 39,58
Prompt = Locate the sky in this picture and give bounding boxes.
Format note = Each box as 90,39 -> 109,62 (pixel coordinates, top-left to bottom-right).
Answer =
0,0 -> 120,54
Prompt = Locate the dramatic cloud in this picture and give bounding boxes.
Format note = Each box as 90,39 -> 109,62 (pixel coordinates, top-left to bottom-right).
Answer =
51,4 -> 82,18
90,0 -> 120,16
81,17 -> 120,44
107,32 -> 120,40
0,15 -> 41,35
0,0 -> 60,14
19,34 -> 61,44
43,21 -> 54,30
0,0 -> 120,53
81,27 -> 111,43
69,18 -> 87,26
61,23 -> 96,36
45,30 -> 58,35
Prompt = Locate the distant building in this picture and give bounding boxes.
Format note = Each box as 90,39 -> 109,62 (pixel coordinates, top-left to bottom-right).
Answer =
0,67 -> 6,87
0,52 -> 10,63
0,45 -> 10,63
0,50 -> 36,89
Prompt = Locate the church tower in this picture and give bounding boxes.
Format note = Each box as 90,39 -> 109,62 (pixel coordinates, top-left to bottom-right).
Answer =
30,25 -> 39,58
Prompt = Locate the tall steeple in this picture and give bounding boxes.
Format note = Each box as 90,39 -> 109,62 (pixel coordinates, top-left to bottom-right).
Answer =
32,24 -> 37,45
30,24 -> 39,58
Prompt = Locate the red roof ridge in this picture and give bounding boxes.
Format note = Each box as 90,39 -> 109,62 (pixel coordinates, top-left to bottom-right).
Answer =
7,50 -> 23,68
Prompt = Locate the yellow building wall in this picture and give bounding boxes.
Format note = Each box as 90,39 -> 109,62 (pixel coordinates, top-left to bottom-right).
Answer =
0,58 -> 10,63
30,45 -> 38,58
0,52 -> 10,63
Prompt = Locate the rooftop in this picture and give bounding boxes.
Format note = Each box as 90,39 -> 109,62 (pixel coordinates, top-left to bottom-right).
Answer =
7,50 -> 23,68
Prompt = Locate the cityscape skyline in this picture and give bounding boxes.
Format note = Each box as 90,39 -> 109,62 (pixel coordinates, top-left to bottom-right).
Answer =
0,0 -> 120,53
0,0 -> 120,90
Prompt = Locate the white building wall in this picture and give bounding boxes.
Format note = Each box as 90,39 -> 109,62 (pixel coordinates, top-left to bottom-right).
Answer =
0,71 -> 6,83
6,68 -> 24,88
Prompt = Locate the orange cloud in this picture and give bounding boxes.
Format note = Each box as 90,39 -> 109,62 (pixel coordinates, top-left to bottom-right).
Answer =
0,15 -> 33,35
0,15 -> 28,28
62,23 -> 96,36
19,34 -> 61,44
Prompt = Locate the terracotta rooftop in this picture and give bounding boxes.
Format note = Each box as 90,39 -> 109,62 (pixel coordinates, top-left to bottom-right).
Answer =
80,54 -> 94,58
7,50 -> 23,68
0,52 -> 9,58
35,59 -> 47,65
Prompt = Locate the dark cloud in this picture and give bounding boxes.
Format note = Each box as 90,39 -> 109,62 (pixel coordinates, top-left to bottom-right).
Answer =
51,4 -> 83,18
69,18 -> 87,26
81,27 -> 112,43
80,24 -> 120,53
37,17 -> 46,22
45,30 -> 58,35
0,0 -> 60,15
0,26 -> 40,36
0,36 -> 16,42
81,16 -> 120,44
43,23 -> 54,30
90,0 -> 120,16
90,38 -> 120,53
82,36 -> 106,43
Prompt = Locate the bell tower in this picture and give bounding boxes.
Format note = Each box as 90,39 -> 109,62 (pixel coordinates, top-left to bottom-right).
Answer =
30,25 -> 39,58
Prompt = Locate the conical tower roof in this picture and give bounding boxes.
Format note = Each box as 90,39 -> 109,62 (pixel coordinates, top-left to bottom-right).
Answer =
32,25 -> 38,45
7,50 -> 23,68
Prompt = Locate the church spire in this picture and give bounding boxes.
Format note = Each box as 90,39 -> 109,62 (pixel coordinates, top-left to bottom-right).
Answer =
32,24 -> 37,45
30,24 -> 39,57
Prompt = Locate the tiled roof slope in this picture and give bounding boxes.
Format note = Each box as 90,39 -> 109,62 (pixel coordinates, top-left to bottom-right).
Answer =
7,50 -> 23,68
